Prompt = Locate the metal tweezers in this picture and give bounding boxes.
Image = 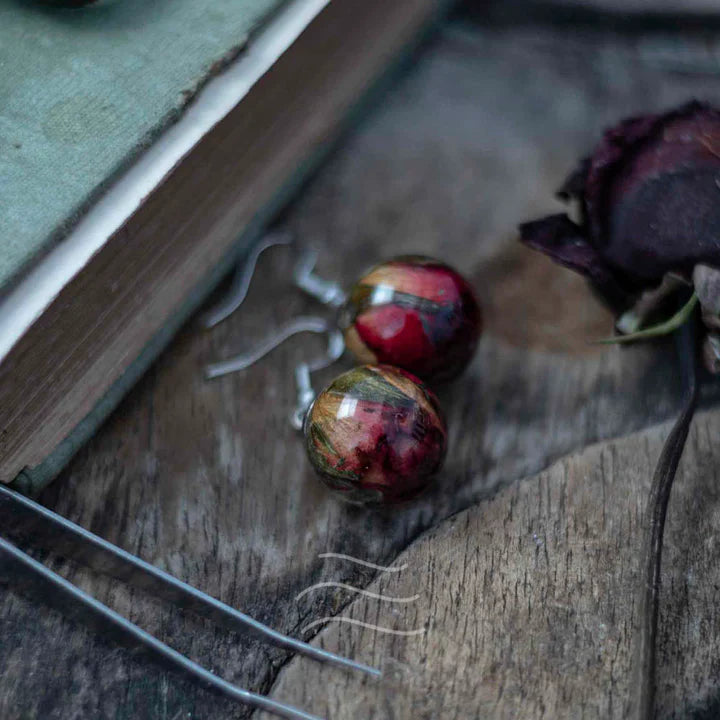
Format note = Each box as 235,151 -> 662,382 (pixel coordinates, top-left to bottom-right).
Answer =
0,484 -> 379,720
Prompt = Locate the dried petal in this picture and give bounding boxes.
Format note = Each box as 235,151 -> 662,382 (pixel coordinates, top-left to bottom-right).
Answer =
521,101 -> 720,309
519,214 -> 635,310
693,264 -> 720,318
704,332 -> 720,373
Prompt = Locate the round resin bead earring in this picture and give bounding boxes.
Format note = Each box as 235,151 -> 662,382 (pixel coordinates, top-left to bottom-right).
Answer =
304,365 -> 447,505
206,323 -> 447,506
336,256 -> 482,384
293,250 -> 482,383
205,237 -> 482,385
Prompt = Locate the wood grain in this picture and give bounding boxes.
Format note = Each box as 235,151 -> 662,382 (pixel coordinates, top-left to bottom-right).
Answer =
261,409 -> 720,720
3,14 -> 720,720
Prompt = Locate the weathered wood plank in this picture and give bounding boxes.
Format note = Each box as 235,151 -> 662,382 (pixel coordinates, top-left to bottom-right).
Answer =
262,409 -> 720,719
3,18 -> 720,720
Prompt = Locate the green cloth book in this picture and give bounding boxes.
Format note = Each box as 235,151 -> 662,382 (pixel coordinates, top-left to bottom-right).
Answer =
0,0 -> 441,494
0,0 -> 282,290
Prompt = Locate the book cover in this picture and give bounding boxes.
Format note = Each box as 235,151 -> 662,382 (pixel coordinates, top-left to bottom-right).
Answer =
0,0 -> 284,291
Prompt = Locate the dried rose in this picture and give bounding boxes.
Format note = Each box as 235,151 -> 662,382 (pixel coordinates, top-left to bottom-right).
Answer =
520,100 -> 720,366
521,102 -> 720,717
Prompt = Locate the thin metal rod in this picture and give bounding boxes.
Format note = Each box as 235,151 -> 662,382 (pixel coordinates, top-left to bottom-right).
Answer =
0,535 -> 323,720
0,485 -> 379,678
205,316 -> 344,380
203,232 -> 292,329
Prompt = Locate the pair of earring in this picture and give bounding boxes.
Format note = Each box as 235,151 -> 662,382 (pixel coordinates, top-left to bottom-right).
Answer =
204,235 -> 482,506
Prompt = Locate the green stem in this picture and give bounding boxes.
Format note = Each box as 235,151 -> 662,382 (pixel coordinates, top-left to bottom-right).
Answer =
595,292 -> 698,345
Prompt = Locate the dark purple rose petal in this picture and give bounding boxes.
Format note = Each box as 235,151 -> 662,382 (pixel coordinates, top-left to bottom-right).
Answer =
519,214 -> 635,310
520,100 -> 720,310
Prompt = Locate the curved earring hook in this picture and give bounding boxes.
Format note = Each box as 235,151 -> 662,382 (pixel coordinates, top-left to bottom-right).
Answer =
205,317 -> 345,428
202,232 -> 293,329
293,248 -> 347,308
205,316 -> 343,379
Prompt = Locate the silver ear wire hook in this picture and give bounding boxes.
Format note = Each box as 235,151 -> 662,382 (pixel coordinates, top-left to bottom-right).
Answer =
205,316 -> 345,428
203,233 -> 346,425
203,232 -> 293,329
289,321 -> 343,429
203,233 -> 346,331
293,247 -> 347,308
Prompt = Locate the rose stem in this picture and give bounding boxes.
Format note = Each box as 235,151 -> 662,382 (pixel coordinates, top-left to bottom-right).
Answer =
595,291 -> 698,344
630,313 -> 699,720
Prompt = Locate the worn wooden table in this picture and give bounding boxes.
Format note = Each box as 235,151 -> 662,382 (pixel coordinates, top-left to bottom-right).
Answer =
4,4 -> 720,719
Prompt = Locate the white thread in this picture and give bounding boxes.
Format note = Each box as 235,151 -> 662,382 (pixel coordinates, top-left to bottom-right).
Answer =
295,582 -> 419,604
300,616 -> 426,637
318,553 -> 407,573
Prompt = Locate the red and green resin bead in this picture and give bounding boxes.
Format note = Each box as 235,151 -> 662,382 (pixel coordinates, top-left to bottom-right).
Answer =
304,365 -> 447,505
338,257 -> 482,384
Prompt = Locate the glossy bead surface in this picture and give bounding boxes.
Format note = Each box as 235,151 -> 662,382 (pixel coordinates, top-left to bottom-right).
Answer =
304,365 -> 447,505
339,256 -> 481,383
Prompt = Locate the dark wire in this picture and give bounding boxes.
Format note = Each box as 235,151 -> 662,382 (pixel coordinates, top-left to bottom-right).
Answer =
631,313 -> 699,719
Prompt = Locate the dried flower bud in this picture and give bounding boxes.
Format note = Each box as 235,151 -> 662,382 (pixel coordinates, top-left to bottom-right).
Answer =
521,108 -> 720,720
520,101 -> 720,313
